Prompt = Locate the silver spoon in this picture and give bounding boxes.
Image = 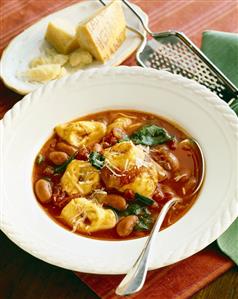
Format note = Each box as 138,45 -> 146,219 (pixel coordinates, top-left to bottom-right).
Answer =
115,197 -> 179,296
116,139 -> 205,296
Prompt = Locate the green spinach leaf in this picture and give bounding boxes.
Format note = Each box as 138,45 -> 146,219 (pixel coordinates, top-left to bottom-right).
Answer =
135,214 -> 153,231
121,203 -> 144,216
118,136 -> 130,143
120,202 -> 153,231
135,193 -> 154,206
130,124 -> 172,146
54,154 -> 75,174
89,151 -> 105,170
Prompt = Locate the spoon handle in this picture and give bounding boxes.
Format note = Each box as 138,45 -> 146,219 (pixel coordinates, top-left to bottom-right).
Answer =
115,197 -> 179,296
121,0 -> 152,35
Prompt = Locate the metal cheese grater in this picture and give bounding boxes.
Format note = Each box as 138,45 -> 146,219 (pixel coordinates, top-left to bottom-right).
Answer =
138,34 -> 238,103
99,0 -> 238,106
121,0 -> 238,104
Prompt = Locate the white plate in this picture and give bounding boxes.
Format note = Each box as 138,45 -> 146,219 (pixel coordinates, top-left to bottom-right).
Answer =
0,0 -> 147,95
1,67 -> 238,274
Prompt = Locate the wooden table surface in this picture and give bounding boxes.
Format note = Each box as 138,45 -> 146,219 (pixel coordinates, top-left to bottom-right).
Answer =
1,1 -> 238,298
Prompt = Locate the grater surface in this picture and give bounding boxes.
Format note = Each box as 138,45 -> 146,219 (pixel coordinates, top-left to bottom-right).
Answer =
138,35 -> 236,103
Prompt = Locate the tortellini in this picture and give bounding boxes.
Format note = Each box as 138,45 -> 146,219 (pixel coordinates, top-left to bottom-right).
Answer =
55,121 -> 106,147
119,167 -> 158,197
61,197 -> 117,233
103,141 -> 167,197
106,117 -> 132,133
104,141 -> 145,171
61,160 -> 100,195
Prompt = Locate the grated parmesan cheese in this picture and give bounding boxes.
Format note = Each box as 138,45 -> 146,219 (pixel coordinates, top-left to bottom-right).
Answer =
23,64 -> 62,82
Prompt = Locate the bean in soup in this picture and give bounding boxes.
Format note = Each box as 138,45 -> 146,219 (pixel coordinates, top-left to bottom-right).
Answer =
33,110 -> 203,240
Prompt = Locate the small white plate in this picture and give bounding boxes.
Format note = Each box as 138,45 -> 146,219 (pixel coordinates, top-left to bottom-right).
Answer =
0,0 -> 147,95
1,67 -> 238,274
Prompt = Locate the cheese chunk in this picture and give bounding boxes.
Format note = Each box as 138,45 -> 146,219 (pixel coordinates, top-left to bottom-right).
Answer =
69,48 -> 93,67
61,197 -> 117,233
45,19 -> 79,54
29,54 -> 68,68
23,64 -> 62,82
76,0 -> 126,62
58,66 -> 67,78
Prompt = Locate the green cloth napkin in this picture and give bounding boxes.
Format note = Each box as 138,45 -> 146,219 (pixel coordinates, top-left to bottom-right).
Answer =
201,31 -> 238,87
201,30 -> 238,265
217,220 -> 238,265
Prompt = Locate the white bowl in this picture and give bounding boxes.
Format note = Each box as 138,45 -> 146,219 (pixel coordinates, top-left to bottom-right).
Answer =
0,66 -> 237,274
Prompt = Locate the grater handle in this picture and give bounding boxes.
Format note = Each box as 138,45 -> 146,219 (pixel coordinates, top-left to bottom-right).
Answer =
121,0 -> 153,35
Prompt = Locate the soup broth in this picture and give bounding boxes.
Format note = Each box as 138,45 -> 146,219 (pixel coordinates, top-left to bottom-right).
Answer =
33,110 -> 203,240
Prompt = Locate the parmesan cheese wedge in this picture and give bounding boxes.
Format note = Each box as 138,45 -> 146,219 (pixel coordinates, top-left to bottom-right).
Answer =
76,0 -> 126,62
45,19 -> 79,54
